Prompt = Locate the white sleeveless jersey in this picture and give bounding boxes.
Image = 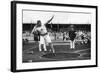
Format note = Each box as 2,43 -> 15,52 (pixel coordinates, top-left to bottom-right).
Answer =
32,25 -> 51,44
36,25 -> 47,34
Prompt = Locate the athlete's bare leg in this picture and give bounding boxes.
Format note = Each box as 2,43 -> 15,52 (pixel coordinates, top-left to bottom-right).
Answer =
49,43 -> 55,53
43,43 -> 47,51
39,43 -> 42,52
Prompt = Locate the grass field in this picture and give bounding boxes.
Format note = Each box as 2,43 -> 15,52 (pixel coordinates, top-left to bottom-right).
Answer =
22,41 -> 91,63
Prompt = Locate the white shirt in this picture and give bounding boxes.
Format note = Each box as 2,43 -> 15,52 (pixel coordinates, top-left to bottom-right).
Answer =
32,25 -> 47,35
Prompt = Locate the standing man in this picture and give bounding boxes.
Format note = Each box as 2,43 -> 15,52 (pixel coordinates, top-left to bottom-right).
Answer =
69,25 -> 76,49
63,32 -> 67,41
31,16 -> 55,53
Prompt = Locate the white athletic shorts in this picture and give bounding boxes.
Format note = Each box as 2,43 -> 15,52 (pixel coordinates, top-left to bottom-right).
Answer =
39,34 -> 51,45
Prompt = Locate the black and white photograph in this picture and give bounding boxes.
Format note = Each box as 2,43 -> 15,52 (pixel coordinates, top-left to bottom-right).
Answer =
11,1 -> 97,72
22,10 -> 91,62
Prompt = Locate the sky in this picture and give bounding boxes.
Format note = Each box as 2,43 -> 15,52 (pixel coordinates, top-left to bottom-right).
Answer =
23,10 -> 91,24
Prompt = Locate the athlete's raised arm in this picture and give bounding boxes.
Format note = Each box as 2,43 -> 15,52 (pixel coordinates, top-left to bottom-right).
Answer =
44,15 -> 54,25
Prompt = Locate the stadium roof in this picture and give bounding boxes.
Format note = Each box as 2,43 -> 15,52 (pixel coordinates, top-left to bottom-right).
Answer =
23,10 -> 91,24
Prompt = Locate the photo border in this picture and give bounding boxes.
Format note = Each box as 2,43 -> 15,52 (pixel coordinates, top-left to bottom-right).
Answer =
11,1 -> 98,72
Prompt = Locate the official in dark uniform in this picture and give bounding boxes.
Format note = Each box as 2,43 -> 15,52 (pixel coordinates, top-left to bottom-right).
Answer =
69,25 -> 76,49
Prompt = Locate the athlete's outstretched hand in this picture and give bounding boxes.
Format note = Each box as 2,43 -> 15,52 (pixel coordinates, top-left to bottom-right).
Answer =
45,15 -> 54,25
51,15 -> 54,20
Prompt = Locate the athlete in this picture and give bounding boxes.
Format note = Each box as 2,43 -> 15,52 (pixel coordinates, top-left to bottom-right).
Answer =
31,16 -> 55,53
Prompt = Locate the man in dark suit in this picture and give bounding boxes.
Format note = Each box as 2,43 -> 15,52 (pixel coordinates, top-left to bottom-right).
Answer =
69,25 -> 76,49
